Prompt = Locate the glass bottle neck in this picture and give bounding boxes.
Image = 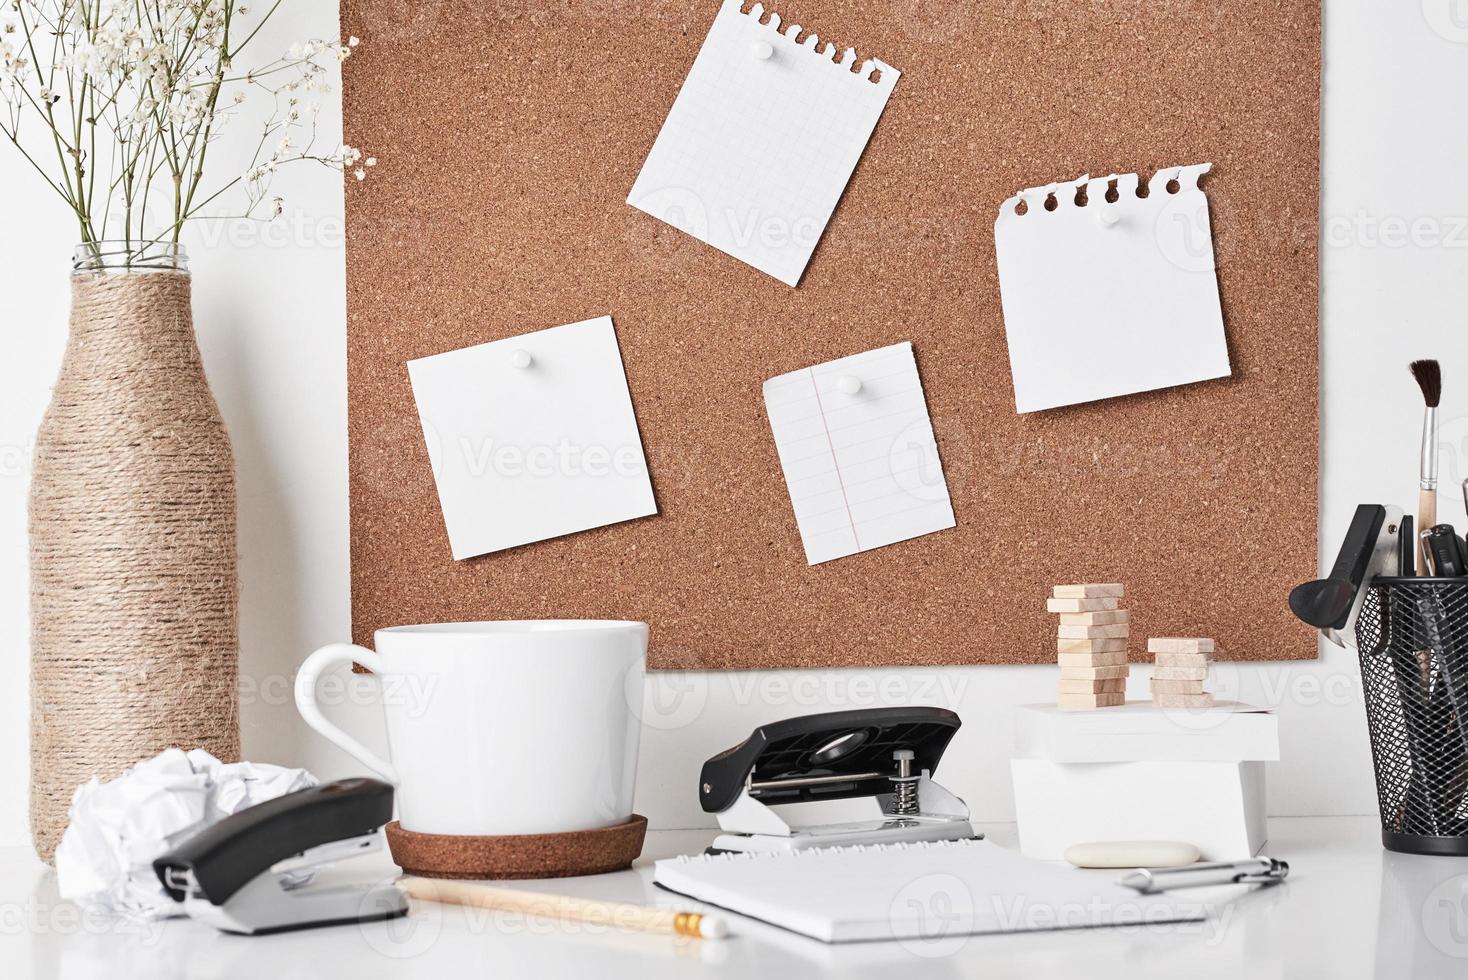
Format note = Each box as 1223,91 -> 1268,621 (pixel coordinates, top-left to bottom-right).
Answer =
72,241 -> 189,273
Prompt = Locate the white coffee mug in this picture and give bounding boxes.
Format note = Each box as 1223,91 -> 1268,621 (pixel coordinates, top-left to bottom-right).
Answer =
294,620 -> 647,836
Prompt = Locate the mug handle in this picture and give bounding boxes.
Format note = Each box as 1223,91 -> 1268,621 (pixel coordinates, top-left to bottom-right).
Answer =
294,642 -> 401,785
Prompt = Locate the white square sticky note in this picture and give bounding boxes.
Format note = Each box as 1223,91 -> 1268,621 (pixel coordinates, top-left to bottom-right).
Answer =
994,164 -> 1232,414
407,316 -> 657,559
627,0 -> 900,287
763,342 -> 955,564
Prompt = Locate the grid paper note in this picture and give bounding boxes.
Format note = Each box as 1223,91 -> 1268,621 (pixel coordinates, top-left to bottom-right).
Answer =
764,342 -> 954,564
994,163 -> 1231,413
627,0 -> 899,287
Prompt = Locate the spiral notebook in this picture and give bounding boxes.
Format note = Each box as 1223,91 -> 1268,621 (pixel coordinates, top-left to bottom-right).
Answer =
653,839 -> 1208,943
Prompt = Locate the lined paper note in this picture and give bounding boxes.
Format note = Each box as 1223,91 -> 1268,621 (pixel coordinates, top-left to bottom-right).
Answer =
764,342 -> 955,565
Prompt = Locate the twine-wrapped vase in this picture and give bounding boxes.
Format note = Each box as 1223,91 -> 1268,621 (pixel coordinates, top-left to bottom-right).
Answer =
28,244 -> 240,863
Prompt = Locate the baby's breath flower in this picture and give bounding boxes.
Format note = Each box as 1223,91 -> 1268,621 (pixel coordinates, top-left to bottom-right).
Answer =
1,8 -> 373,252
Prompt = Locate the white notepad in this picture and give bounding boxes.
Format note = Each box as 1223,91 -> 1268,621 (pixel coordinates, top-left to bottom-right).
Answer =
406,316 -> 657,560
763,342 -> 954,565
993,163 -> 1232,414
654,839 -> 1209,943
627,0 -> 900,286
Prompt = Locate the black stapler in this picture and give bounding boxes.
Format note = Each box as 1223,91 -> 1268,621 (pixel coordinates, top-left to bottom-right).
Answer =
154,778 -> 408,935
699,707 -> 978,854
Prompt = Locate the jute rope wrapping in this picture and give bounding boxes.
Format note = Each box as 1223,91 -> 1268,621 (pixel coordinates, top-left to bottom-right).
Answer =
29,271 -> 239,863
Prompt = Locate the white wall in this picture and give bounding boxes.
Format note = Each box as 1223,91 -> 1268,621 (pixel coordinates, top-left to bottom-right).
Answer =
3,2 -> 1467,846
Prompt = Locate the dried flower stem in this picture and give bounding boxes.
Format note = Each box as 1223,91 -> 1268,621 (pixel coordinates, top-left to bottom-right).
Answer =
0,0 -> 369,264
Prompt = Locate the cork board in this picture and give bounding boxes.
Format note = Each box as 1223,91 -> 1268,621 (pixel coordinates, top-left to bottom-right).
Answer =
341,0 -> 1320,669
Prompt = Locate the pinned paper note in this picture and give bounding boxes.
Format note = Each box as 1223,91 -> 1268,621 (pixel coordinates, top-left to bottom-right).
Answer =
627,0 -> 899,287
407,316 -> 657,560
994,164 -> 1232,414
764,342 -> 954,564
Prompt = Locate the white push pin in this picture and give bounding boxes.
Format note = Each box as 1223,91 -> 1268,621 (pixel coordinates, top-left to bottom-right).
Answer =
510,349 -> 533,369
837,375 -> 862,395
1096,204 -> 1121,228
750,40 -> 774,60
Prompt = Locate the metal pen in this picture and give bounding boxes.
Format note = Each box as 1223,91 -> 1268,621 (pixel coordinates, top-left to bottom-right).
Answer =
1118,857 -> 1289,894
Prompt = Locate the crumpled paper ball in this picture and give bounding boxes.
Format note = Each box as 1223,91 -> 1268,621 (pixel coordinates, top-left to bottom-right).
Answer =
55,748 -> 317,918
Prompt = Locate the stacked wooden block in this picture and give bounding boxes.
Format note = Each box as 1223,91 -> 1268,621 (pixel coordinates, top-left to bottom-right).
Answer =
1148,638 -> 1214,708
1050,584 -> 1128,710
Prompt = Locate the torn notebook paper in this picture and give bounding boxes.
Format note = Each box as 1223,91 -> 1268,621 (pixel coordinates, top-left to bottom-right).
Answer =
993,164 -> 1232,414
627,0 -> 899,287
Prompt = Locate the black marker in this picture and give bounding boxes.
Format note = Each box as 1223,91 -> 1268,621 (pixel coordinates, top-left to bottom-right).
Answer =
1426,524 -> 1466,578
1400,515 -> 1415,577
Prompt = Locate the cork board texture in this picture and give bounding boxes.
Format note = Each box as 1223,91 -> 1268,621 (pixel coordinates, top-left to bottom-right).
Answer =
341,0 -> 1320,669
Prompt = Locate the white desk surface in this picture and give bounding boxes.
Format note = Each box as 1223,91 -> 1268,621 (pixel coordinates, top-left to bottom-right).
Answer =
1,817 -> 1464,979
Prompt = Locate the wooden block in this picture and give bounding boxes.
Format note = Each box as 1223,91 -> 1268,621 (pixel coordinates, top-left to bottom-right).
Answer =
1151,693 -> 1215,709
1058,692 -> 1126,709
1057,650 -> 1128,668
1151,666 -> 1209,681
1058,610 -> 1130,627
1153,651 -> 1210,667
1149,679 -> 1207,694
1058,638 -> 1128,654
1053,584 -> 1125,599
1058,678 -> 1126,694
1147,637 -> 1215,654
1058,623 -> 1130,639
1046,597 -> 1120,613
1059,664 -> 1130,680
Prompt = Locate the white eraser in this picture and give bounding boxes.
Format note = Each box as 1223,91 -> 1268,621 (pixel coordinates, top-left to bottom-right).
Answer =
1064,840 -> 1201,869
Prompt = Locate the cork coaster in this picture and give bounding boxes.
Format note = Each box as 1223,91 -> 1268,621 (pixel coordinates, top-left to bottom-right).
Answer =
385,815 -> 648,880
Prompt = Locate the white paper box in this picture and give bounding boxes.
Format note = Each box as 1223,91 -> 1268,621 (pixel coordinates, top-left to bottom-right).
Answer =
1011,759 -> 1267,861
1013,701 -> 1279,764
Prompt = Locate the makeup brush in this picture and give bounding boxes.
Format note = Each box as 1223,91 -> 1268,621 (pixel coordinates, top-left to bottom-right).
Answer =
1411,359 -> 1442,575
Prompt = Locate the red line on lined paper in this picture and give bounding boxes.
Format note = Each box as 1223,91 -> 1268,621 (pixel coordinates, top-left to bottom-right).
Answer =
809,369 -> 859,551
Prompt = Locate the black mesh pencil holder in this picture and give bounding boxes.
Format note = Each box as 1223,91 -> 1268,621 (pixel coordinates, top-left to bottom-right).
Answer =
1356,578 -> 1468,855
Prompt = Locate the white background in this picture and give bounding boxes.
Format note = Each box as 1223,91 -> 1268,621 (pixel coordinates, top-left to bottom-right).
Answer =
3,2 -> 1467,847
